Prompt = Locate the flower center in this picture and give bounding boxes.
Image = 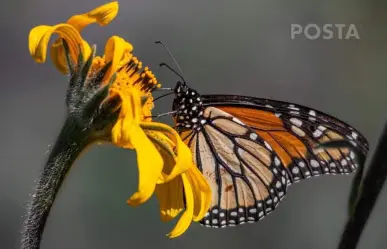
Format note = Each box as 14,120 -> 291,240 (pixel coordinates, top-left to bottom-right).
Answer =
90,55 -> 160,122
117,56 -> 160,93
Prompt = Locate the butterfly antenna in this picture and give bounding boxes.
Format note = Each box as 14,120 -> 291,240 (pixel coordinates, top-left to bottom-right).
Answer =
159,62 -> 186,84
155,41 -> 187,84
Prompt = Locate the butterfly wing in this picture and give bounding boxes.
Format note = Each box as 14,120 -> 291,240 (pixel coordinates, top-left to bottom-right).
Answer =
178,95 -> 368,228
202,94 -> 369,182
180,106 -> 292,227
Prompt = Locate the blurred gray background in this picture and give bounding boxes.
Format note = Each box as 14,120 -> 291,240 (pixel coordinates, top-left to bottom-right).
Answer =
1,0 -> 387,248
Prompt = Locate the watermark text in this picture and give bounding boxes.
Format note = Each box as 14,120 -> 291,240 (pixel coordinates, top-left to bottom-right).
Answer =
291,24 -> 360,40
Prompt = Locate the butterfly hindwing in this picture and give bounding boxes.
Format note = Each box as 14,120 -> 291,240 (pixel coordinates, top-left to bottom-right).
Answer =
180,107 -> 290,227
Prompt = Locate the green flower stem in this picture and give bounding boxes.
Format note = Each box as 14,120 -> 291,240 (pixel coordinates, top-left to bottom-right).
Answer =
21,43 -> 119,249
21,117 -> 93,249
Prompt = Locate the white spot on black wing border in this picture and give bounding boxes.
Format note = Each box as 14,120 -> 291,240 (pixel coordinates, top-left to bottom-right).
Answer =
269,102 -> 367,179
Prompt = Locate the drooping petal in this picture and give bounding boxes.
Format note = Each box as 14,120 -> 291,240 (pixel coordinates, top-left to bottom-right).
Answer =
111,89 -> 130,147
104,36 -> 134,80
167,173 -> 194,238
144,130 -> 185,221
125,124 -> 163,206
167,140 -> 195,182
50,38 -> 91,73
35,2 -> 119,74
186,167 -> 212,221
141,122 -> 193,183
28,24 -> 89,73
111,86 -> 142,132
66,1 -> 119,31
126,88 -> 142,124
111,113 -> 132,148
154,154 -> 185,222
145,130 -> 176,173
111,88 -> 163,206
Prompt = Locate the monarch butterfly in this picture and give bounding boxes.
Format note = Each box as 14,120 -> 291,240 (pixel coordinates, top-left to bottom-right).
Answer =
155,42 -> 369,228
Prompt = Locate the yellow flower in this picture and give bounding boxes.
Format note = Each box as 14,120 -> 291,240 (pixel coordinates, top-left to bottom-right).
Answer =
28,1 -> 211,238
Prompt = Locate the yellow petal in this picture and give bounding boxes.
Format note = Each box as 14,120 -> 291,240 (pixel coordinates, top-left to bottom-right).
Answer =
28,24 -> 86,73
145,131 -> 176,173
111,88 -> 142,140
50,38 -> 91,74
186,167 -> 212,221
140,122 -> 180,143
155,177 -> 184,222
111,88 -> 163,206
168,173 -> 194,238
111,91 -> 130,147
148,132 -> 185,221
127,88 -> 142,124
145,131 -> 175,154
126,124 -> 163,206
66,1 -> 119,31
141,122 -> 193,183
104,36 -> 134,80
162,141 -> 192,183
111,114 -> 128,147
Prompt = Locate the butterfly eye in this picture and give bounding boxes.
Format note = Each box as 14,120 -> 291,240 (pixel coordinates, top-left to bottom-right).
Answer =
173,81 -> 183,93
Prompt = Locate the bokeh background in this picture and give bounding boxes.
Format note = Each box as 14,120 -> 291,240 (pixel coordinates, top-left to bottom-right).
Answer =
2,0 -> 387,248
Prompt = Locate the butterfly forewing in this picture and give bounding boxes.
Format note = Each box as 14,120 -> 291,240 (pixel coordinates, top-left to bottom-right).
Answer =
181,107 -> 290,227
203,95 -> 368,184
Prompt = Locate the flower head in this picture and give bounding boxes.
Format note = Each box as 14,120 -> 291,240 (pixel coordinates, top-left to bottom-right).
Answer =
27,1 -> 211,239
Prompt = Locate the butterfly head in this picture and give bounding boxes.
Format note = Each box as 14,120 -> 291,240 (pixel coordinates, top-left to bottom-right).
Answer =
172,81 -> 206,131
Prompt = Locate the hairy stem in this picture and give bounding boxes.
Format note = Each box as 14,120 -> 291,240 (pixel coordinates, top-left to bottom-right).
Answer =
21,117 -> 92,249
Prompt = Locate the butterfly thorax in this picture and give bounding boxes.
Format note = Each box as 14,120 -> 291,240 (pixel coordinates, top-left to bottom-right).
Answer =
172,82 -> 206,131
